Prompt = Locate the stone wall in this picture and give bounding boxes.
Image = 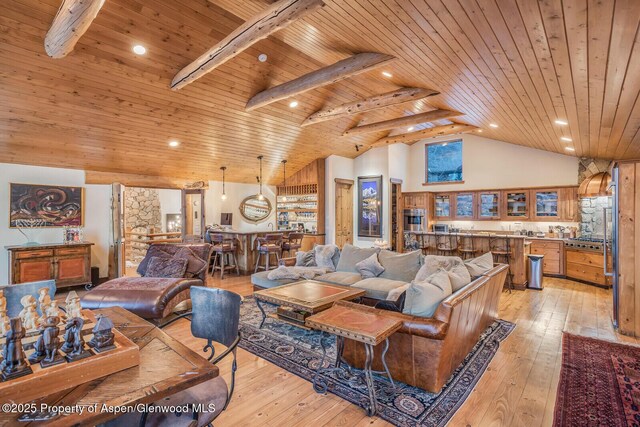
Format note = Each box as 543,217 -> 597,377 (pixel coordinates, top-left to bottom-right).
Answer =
579,196 -> 611,238
125,187 -> 162,262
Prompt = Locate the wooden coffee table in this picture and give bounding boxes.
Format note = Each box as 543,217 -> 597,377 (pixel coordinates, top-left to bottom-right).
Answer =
253,280 -> 365,328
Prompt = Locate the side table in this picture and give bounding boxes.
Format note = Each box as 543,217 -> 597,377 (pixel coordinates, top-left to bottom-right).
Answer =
305,301 -> 402,416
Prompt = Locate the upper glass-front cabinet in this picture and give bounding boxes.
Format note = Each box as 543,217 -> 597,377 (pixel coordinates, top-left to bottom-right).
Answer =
434,194 -> 452,219
455,193 -> 475,219
503,190 -> 530,219
477,192 -> 500,219
533,189 -> 560,219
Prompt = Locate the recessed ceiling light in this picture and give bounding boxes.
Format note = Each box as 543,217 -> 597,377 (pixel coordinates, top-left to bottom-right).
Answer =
169,140 -> 179,147
477,129 -> 483,133
289,100 -> 298,108
258,53 -> 268,62
382,71 -> 393,78
561,137 -> 572,142
407,126 -> 415,131
132,44 -> 146,55
555,119 -> 568,126
489,123 -> 498,128
565,147 -> 575,152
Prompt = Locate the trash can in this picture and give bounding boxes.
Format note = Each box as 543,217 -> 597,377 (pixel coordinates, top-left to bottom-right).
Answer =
527,254 -> 544,290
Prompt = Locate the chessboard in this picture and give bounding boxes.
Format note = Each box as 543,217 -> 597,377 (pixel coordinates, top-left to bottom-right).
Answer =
0,310 -> 140,405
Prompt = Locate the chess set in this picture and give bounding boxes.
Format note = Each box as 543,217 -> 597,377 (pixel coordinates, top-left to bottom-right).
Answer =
0,288 -> 140,405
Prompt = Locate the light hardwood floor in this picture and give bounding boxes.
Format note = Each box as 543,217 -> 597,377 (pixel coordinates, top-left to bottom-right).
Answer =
134,275 -> 639,426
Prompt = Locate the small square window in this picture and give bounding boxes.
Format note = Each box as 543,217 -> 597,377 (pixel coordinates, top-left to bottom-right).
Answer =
425,140 -> 463,184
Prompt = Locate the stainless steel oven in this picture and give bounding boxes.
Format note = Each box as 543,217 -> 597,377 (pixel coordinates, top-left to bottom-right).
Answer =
403,209 -> 426,232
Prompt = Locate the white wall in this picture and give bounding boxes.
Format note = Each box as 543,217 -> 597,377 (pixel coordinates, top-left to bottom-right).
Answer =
157,189 -> 182,232
324,155 -> 355,245
405,134 -> 579,191
205,181 -> 277,231
0,163 -> 111,284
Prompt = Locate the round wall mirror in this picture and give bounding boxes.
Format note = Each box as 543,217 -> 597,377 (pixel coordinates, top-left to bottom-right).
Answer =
239,195 -> 272,223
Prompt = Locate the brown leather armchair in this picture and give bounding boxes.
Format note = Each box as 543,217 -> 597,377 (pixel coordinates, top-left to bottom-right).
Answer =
82,243 -> 213,322
341,264 -> 508,393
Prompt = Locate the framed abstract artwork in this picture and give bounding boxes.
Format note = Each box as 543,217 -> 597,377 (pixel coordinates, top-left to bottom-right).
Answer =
357,175 -> 383,238
9,183 -> 84,228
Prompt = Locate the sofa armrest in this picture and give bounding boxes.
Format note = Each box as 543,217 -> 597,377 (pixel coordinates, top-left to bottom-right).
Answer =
333,300 -> 449,340
279,257 -> 296,267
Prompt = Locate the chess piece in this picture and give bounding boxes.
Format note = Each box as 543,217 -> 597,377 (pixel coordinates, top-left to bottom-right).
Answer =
37,287 -> 51,312
41,316 -> 63,368
65,291 -> 82,319
0,290 -> 6,313
18,295 -> 37,324
88,315 -> 116,353
0,311 -> 10,335
1,318 -> 32,380
61,317 -> 90,361
28,326 -> 46,364
22,306 -> 38,331
45,300 -> 61,318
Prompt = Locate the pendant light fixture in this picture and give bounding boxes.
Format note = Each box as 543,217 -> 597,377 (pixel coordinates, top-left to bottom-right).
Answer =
281,159 -> 288,202
220,166 -> 227,200
257,155 -> 264,200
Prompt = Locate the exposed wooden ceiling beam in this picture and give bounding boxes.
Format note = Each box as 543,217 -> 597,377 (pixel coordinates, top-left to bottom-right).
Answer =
245,52 -> 396,111
44,0 -> 106,58
343,109 -> 462,136
301,87 -> 438,127
371,123 -> 479,147
171,0 -> 324,90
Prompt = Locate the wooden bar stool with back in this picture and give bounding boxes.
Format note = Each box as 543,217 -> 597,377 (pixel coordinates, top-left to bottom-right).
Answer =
282,232 -> 304,258
207,231 -> 240,280
255,234 -> 284,273
490,236 -> 514,292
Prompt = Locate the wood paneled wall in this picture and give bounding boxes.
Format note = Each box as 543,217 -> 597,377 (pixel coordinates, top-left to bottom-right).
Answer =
617,160 -> 640,336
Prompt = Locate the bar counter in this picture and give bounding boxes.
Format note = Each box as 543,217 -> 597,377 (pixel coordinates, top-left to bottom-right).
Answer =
405,231 -> 531,289
211,229 -> 325,273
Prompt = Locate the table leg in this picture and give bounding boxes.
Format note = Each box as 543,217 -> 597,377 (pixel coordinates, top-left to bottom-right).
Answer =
313,331 -> 331,394
255,299 -> 267,329
380,338 -> 396,389
363,343 -> 378,417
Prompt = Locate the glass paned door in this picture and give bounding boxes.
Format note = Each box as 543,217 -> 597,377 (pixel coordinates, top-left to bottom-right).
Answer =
478,192 -> 500,219
455,193 -> 474,219
434,194 -> 451,218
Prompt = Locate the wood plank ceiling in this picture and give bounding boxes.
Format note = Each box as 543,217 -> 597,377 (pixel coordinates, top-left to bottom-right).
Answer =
1,0 -> 639,183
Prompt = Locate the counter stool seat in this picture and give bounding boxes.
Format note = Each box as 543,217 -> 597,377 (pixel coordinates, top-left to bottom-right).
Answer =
208,233 -> 240,280
282,232 -> 304,257
255,234 -> 283,273
490,237 -> 514,292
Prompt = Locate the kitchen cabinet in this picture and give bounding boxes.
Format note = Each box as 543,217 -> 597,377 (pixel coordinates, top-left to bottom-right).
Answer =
565,249 -> 611,287
433,193 -> 452,219
560,187 -> 579,221
477,191 -> 501,220
532,189 -> 560,220
502,189 -> 530,220
6,243 -> 93,288
454,192 -> 475,219
529,239 -> 564,275
403,192 -> 427,209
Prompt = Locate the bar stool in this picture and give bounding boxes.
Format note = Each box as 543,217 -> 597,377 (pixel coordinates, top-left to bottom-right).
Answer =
490,236 -> 514,292
436,233 -> 458,256
210,234 -> 240,280
282,232 -> 304,258
255,234 -> 283,273
457,234 -> 481,260
419,234 -> 432,255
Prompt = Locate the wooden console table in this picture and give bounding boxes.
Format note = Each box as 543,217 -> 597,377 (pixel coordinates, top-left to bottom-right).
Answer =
6,243 -> 94,288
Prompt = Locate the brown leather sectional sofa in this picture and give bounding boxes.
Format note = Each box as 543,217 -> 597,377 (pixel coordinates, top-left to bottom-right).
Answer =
341,264 -> 508,393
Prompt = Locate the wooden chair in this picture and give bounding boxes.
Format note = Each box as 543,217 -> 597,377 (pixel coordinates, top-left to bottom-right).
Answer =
254,234 -> 283,273
435,233 -> 458,256
457,234 -> 481,260
108,287 -> 242,427
282,232 -> 304,257
209,233 -> 240,280
490,236 -> 514,292
419,234 -> 432,255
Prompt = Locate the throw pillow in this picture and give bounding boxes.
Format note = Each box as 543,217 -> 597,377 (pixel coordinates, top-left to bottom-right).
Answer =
464,252 -> 494,277
335,244 -> 380,273
378,250 -> 422,283
417,255 -> 472,293
314,244 -> 340,271
137,245 -> 172,276
173,247 -> 208,278
295,250 -> 317,267
402,269 -> 453,318
355,253 -> 385,278
144,256 -> 188,278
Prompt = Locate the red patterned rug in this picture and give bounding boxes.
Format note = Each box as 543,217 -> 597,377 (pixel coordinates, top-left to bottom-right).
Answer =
554,333 -> 640,426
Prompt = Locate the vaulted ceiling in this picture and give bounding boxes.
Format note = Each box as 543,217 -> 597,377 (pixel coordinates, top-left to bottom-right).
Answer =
1,0 -> 639,184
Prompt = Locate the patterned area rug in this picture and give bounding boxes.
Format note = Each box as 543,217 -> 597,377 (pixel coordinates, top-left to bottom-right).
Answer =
554,333 -> 640,427
238,297 -> 515,426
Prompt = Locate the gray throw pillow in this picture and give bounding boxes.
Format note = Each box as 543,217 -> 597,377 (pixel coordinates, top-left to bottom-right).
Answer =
314,244 -> 340,271
295,250 -> 317,267
417,255 -> 472,292
355,253 -> 385,278
403,269 -> 452,318
336,244 -> 380,273
464,252 -> 494,277
144,256 -> 188,278
378,250 -> 422,282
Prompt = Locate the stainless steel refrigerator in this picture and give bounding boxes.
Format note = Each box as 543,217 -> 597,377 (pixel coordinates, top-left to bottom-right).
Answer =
605,165 -> 619,328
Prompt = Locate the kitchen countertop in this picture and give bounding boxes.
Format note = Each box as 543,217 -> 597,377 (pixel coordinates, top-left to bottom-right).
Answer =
405,231 -> 568,241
